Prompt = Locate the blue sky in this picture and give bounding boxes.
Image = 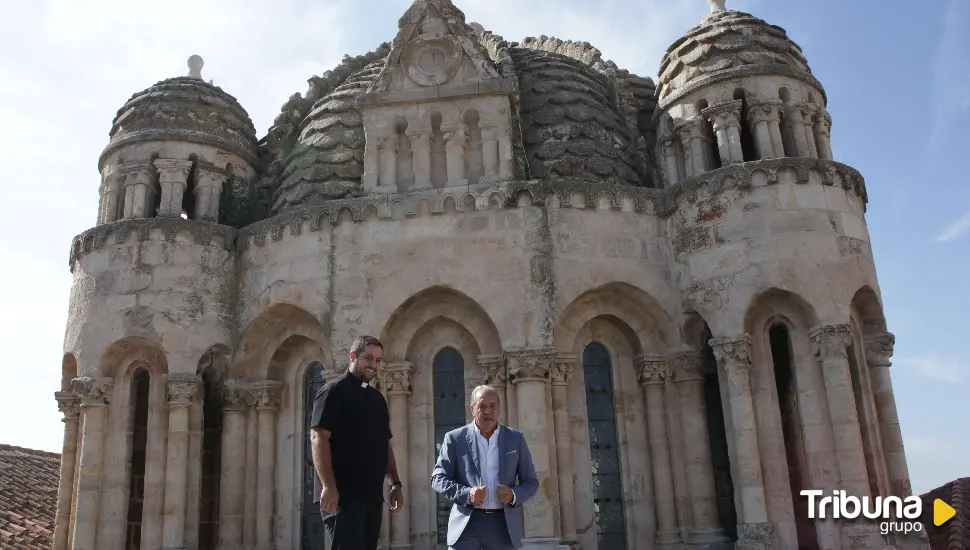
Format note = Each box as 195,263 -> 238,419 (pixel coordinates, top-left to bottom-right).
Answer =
0,0 -> 965,496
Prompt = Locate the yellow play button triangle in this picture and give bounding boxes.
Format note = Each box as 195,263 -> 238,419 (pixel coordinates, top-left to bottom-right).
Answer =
934,498 -> 956,527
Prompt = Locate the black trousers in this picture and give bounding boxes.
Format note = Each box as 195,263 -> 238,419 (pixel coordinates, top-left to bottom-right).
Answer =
320,498 -> 383,550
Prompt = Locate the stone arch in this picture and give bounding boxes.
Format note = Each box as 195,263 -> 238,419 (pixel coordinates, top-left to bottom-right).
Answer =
100,336 -> 169,378
231,303 -> 329,380
380,286 -> 502,362
555,282 -> 674,354
850,285 -> 886,333
62,353 -> 78,391
743,288 -> 819,334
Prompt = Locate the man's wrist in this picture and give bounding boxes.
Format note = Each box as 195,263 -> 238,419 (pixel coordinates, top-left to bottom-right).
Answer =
388,479 -> 402,489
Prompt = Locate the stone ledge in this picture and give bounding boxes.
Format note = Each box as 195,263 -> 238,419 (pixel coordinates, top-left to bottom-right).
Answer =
69,218 -> 237,273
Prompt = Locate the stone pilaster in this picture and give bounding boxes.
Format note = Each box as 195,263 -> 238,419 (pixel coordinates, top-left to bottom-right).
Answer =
153,159 -> 194,218
193,167 -> 228,223
550,354 -> 577,546
218,382 -> 249,547
703,100 -> 745,164
443,122 -> 470,187
810,324 -> 886,548
69,376 -> 114,550
162,374 -> 200,550
407,131 -> 433,190
708,336 -> 774,550
53,391 -> 81,550
636,355 -> 682,547
385,362 -> 414,550
249,381 -> 284,550
670,352 -> 730,544
507,349 -> 560,548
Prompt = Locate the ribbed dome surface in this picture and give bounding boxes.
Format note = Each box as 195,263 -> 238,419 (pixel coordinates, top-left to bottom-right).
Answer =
657,10 -> 812,105
101,76 -> 259,169
272,60 -> 384,214
512,46 -> 642,187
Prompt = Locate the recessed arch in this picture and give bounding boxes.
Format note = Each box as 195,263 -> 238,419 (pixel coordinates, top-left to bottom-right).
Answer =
744,288 -> 820,335
555,282 -> 675,354
99,336 -> 169,378
850,285 -> 886,334
62,353 -> 78,391
231,303 -> 329,380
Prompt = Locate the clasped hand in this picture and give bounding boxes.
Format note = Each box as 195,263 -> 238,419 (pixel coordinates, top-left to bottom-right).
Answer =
470,484 -> 514,506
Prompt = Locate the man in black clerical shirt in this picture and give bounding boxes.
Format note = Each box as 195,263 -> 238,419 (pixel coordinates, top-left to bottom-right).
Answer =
310,335 -> 403,550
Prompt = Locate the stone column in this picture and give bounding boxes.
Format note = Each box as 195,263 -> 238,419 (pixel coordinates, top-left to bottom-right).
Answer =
708,336 -> 774,549
798,104 -> 820,158
99,171 -> 125,224
507,351 -> 560,548
479,123 -> 501,178
478,354 -> 509,423
550,354 -> 577,545
408,131 -> 433,190
660,133 -> 682,186
386,363 -> 414,550
636,356 -> 682,547
153,159 -> 194,218
162,374 -> 201,549
761,101 -> 786,159
703,100 -> 745,164
69,376 -> 114,550
218,382 -> 249,548
53,391 -> 81,550
670,352 -> 730,544
784,105 -> 812,158
443,123 -> 470,187
378,135 -> 398,189
194,167 -> 228,223
813,109 -> 834,161
117,162 -> 157,219
862,332 -> 911,497
746,100 -> 780,159
252,381 -> 284,550
677,120 -> 707,176
810,324 -> 885,546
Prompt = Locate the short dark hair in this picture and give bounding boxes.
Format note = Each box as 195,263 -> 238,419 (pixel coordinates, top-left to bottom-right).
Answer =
350,335 -> 383,357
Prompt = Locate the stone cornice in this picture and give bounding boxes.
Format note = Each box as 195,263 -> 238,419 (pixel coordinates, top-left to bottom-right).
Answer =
68,158 -> 866,270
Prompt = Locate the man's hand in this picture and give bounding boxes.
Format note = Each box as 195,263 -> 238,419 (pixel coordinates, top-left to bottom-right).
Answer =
497,484 -> 515,505
469,486 -> 487,506
320,484 -> 339,514
390,485 -> 404,512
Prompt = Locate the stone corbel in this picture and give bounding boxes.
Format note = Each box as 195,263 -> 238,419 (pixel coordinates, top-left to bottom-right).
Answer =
70,376 -> 114,407
153,159 -> 194,218
165,373 -> 201,408
194,165 -> 229,223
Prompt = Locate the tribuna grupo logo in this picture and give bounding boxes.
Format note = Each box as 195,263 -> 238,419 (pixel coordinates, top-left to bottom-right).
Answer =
801,490 -> 924,535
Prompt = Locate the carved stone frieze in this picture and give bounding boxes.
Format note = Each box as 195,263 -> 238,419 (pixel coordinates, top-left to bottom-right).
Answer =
636,354 -> 669,385
165,373 -> 202,407
550,354 -> 577,386
709,335 -> 753,370
71,377 -> 114,407
863,331 -> 895,368
385,363 -> 414,394
478,354 -> 507,386
55,391 -> 81,419
809,323 -> 853,360
669,351 -> 706,382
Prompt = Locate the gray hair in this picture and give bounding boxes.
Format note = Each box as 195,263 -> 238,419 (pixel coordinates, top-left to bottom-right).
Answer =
470,385 -> 500,405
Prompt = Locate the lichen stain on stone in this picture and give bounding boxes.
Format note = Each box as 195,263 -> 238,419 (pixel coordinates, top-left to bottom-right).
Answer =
695,197 -> 729,223
742,201 -> 761,212
673,226 -> 711,254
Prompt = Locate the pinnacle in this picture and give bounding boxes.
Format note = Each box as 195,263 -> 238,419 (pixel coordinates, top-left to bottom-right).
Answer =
187,55 -> 204,79
707,0 -> 727,13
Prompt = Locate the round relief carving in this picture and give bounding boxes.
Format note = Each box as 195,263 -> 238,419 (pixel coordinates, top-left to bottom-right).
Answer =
403,35 -> 462,87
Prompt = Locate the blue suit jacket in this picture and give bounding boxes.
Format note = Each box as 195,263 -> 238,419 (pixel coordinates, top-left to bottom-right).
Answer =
430,424 -> 539,548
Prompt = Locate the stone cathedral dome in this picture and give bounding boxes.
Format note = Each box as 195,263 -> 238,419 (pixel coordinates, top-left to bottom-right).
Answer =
656,4 -> 816,106
99,55 -> 260,171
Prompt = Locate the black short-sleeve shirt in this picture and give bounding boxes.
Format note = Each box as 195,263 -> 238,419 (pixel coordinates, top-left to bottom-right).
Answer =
311,370 -> 392,503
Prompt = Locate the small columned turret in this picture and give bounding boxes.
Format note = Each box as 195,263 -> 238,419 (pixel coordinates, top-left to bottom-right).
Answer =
95,55 -> 259,225
653,0 -> 836,186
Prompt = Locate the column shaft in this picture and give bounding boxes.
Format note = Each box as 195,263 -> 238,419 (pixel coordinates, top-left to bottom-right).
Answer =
766,105 -> 786,158
256,407 -> 277,548
218,385 -> 248,548
379,136 -> 398,188
244,404 -> 258,546
637,357 -> 680,545
480,125 -> 500,178
662,137 -> 681,185
444,124 -> 469,187
814,110 -> 834,161
800,105 -> 819,158
53,393 -> 81,550
409,133 -> 432,189
162,374 -> 199,549
550,356 -> 576,543
863,332 -> 911,496
786,107 -> 811,157
69,377 -> 113,550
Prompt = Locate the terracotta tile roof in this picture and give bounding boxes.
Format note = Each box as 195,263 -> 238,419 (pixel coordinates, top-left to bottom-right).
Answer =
920,476 -> 968,550
0,444 -> 60,550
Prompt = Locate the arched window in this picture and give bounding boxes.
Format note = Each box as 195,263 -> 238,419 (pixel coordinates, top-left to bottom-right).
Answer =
582,343 -> 627,549
433,347 -> 465,545
302,363 -> 327,550
125,367 -> 150,549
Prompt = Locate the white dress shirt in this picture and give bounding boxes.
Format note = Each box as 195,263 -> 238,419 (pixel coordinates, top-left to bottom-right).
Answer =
470,423 -> 514,509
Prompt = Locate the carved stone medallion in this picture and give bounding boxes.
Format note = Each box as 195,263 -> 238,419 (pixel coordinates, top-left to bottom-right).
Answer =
402,29 -> 462,87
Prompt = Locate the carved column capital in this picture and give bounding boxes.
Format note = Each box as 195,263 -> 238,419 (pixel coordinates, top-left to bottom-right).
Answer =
709,335 -> 753,370
195,166 -> 229,189
165,373 -> 201,408
384,363 -> 414,395
813,109 -> 833,134
55,391 -> 81,420
702,100 -> 743,129
669,351 -> 707,382
506,348 -> 556,385
809,323 -> 853,359
223,380 -> 251,411
550,354 -> 577,386
747,99 -> 783,124
636,354 -> 669,385
443,123 -> 470,147
71,376 -> 114,407
152,158 -> 194,183
863,331 -> 895,368
478,354 -> 508,386
247,381 -> 285,410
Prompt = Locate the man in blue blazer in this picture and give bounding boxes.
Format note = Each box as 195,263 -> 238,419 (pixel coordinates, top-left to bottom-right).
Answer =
431,385 -> 539,549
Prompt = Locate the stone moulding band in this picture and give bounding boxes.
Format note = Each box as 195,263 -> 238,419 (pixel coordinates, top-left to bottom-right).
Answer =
68,157 -> 866,271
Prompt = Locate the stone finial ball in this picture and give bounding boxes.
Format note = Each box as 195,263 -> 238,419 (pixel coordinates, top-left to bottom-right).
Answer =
187,55 -> 204,79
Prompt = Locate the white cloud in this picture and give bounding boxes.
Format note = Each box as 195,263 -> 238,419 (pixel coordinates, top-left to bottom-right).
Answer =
927,0 -> 970,157
893,355 -> 964,383
936,209 -> 970,242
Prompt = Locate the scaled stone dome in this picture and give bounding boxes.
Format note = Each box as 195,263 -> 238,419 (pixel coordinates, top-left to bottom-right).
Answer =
657,8 -> 815,106
100,57 -> 259,170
